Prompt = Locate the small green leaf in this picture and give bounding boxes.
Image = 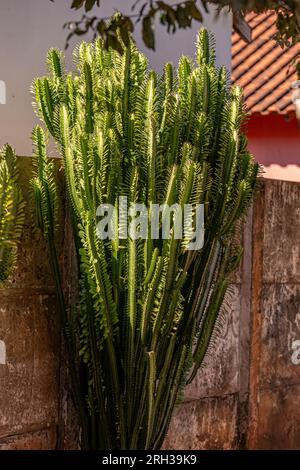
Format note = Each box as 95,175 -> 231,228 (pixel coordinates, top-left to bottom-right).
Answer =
106,33 -> 124,55
97,19 -> 106,35
190,4 -> 203,22
142,16 -> 155,50
119,23 -> 130,47
84,0 -> 97,13
175,5 -> 192,29
71,0 -> 85,10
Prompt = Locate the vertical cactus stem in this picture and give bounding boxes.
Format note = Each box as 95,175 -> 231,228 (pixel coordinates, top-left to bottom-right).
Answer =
145,350 -> 156,450
84,61 -> 94,135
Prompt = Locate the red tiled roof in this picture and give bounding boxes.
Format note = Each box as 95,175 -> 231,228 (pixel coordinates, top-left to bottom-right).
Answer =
232,12 -> 300,115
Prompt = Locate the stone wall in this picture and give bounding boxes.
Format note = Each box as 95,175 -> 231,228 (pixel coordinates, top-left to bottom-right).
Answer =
0,160 -> 299,450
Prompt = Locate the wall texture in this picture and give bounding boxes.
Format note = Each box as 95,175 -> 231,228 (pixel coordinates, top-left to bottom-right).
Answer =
0,158 -> 60,450
0,160 -> 299,449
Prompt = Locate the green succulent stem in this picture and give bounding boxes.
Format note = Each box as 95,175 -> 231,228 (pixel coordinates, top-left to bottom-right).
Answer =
0,146 -> 25,286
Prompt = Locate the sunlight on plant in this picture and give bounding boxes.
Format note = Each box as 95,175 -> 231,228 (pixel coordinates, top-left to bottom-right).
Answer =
0,145 -> 25,285
31,29 -> 259,449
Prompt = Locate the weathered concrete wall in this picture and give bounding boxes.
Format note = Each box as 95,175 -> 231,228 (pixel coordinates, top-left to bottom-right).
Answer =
1,166 -> 299,449
247,180 -> 300,449
165,179 -> 300,450
0,158 -> 61,450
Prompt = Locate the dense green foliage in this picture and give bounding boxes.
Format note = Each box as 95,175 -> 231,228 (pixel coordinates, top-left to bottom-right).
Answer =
32,30 -> 259,449
60,1 -> 300,52
0,146 -> 25,285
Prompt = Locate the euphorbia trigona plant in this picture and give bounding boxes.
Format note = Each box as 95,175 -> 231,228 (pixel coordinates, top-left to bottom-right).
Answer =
31,29 -> 259,449
0,145 -> 25,285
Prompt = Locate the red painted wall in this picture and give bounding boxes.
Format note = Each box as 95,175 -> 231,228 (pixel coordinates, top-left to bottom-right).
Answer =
245,114 -> 300,181
246,114 -> 300,166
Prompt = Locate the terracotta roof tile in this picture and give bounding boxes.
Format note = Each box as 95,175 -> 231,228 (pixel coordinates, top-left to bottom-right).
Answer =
232,12 -> 300,115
